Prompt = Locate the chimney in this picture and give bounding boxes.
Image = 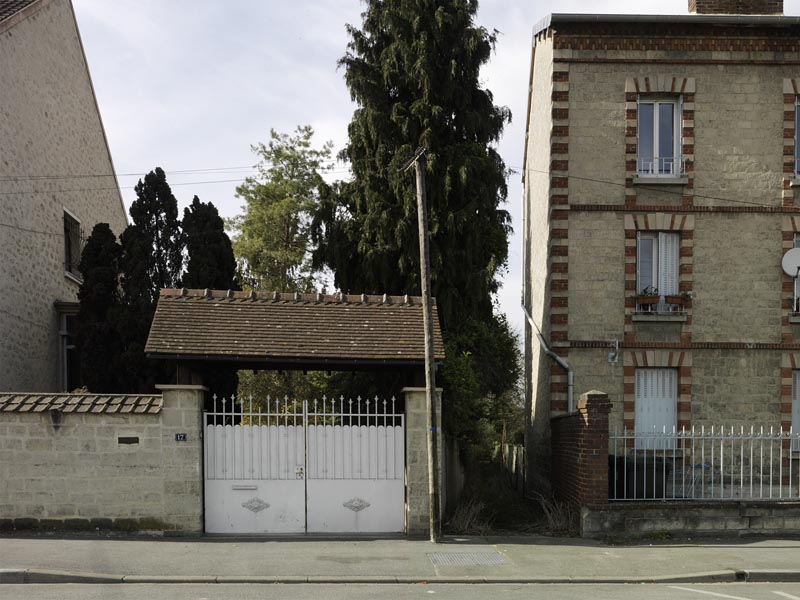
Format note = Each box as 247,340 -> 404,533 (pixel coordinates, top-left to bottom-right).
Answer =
689,0 -> 783,13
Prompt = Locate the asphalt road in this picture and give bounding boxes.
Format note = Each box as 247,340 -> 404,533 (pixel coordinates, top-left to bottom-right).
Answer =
5,584 -> 800,600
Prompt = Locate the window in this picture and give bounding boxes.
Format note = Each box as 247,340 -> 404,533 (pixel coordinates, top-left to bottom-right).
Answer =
59,312 -> 81,392
63,210 -> 82,280
637,97 -> 683,176
796,99 -> 799,178
636,231 -> 680,312
634,368 -> 678,450
793,371 -> 800,451
794,234 -> 800,313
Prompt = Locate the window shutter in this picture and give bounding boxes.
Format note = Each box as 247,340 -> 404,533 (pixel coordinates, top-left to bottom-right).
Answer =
658,232 -> 679,297
635,368 -> 678,449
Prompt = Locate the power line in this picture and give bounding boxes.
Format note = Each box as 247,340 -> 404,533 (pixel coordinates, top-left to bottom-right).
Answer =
0,222 -> 62,237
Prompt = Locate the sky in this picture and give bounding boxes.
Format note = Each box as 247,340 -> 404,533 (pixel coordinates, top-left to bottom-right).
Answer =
71,0 -> 800,338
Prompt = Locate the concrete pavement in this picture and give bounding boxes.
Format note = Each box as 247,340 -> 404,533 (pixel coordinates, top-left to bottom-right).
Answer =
1,534 -> 800,584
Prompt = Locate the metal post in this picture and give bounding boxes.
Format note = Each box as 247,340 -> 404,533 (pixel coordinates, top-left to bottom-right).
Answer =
404,147 -> 441,543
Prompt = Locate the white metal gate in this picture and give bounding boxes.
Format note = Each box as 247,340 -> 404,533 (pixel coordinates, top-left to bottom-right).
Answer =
204,395 -> 405,534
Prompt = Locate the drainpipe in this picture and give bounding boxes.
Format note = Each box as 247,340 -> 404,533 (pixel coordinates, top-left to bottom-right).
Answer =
522,304 -> 574,413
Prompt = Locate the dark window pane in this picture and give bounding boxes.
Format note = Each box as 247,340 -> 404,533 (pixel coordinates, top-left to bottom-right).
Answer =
658,103 -> 674,173
638,103 -> 654,172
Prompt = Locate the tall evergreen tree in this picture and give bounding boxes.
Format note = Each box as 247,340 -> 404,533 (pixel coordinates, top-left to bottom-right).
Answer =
311,0 -> 516,441
183,195 -> 240,399
118,167 -> 184,392
76,223 -> 123,393
183,196 -> 238,290
230,126 -> 332,292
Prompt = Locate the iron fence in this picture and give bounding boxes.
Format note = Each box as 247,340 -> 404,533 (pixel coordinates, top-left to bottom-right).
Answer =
609,426 -> 800,501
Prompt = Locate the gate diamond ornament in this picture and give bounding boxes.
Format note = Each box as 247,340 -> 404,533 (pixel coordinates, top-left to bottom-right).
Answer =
343,497 -> 371,512
242,497 -> 270,513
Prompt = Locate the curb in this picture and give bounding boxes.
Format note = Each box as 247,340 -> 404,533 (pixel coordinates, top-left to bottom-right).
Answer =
3,568 -> 800,585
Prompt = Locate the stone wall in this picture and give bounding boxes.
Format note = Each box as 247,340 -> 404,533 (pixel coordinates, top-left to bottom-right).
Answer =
0,0 -> 128,392
403,387 -> 443,537
0,386 -> 204,533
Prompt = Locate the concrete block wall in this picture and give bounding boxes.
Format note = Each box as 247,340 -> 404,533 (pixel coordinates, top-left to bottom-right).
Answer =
402,387 -> 443,536
0,386 -> 204,533
0,0 -> 128,392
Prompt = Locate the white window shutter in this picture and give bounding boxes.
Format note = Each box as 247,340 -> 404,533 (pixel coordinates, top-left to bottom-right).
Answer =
635,368 -> 678,449
658,232 -> 679,297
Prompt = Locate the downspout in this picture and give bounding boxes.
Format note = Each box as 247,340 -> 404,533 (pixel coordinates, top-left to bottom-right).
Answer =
522,303 -> 574,413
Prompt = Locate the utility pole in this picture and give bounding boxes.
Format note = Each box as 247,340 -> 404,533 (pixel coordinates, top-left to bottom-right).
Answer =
402,146 -> 441,543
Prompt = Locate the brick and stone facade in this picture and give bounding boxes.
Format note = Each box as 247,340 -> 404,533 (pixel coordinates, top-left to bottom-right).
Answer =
523,1 -> 800,490
0,0 -> 127,392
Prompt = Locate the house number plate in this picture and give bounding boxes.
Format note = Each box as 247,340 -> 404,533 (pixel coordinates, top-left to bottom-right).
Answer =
175,433 -> 187,441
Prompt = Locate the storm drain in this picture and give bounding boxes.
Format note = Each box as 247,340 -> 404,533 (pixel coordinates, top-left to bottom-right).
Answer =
427,552 -> 508,566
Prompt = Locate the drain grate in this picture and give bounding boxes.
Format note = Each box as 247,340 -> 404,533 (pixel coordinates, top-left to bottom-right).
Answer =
428,552 -> 508,566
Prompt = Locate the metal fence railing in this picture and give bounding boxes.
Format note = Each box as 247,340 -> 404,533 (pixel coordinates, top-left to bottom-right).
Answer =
609,426 -> 800,501
636,156 -> 686,177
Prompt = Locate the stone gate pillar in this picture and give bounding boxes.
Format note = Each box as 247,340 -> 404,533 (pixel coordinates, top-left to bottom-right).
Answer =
402,386 -> 443,537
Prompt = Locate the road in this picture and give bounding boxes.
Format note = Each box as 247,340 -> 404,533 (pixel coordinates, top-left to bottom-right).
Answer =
5,584 -> 800,600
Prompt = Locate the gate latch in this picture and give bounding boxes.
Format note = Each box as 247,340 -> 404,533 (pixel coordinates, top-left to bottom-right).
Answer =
295,466 -> 304,479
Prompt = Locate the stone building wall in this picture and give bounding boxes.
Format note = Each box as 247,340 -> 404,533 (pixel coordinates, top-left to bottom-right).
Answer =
0,0 -> 128,392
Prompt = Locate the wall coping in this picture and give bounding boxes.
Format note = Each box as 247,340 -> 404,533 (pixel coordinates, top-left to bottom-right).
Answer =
155,384 -> 209,392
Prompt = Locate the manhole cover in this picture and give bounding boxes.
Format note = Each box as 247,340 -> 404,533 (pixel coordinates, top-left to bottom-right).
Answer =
428,552 -> 507,566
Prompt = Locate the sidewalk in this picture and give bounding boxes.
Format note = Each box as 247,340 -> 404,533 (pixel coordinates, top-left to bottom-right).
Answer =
2,534 -> 800,584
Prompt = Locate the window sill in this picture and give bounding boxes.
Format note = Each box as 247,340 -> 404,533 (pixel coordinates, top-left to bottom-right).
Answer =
64,271 -> 83,285
633,175 -> 689,186
790,179 -> 800,188
789,315 -> 800,324
632,313 -> 687,323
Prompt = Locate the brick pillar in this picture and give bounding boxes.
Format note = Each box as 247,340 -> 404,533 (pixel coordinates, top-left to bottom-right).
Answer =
578,391 -> 611,506
155,384 -> 207,534
402,387 -> 443,537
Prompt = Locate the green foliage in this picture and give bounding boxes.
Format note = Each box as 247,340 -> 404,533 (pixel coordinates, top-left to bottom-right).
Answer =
183,196 -> 239,290
230,126 -> 333,292
311,0 -> 517,442
76,223 -> 123,393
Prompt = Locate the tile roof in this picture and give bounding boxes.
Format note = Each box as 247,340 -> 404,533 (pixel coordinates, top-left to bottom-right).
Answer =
0,393 -> 162,414
0,0 -> 40,24
145,289 -> 445,365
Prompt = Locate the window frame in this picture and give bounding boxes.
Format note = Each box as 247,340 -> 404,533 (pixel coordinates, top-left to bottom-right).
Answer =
637,95 -> 683,178
63,208 -> 83,283
791,371 -> 800,451
636,231 -> 681,313
795,99 -> 799,178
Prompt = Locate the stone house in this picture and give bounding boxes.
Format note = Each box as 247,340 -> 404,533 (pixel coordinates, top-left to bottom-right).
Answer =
523,0 -> 800,492
0,0 -> 128,392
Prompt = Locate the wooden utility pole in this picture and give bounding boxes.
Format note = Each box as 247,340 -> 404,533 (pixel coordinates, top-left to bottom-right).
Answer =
403,146 -> 441,543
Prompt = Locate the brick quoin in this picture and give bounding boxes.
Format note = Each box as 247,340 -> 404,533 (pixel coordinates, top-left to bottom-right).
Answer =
689,0 -> 783,14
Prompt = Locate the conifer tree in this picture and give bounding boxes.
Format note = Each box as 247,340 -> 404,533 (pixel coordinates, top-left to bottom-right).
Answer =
183,196 -> 238,290
311,0 -> 517,441
118,167 -> 184,392
76,223 -> 123,392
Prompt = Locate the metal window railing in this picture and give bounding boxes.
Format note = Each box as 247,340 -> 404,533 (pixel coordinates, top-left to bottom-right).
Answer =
609,426 -> 800,501
636,156 -> 686,177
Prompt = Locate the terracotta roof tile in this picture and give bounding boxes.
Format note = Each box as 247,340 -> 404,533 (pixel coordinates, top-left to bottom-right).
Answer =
0,394 -> 162,414
145,288 -> 445,364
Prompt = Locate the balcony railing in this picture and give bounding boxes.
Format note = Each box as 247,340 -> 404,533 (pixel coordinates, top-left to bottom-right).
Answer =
610,426 -> 800,501
637,156 -> 686,177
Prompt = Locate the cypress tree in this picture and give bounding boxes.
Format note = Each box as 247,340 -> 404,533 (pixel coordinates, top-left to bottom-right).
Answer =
183,196 -> 238,290
76,223 -> 123,393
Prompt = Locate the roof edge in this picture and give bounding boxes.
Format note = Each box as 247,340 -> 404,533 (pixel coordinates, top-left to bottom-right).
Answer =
534,12 -> 800,40
158,288 -> 436,307
0,0 -> 50,34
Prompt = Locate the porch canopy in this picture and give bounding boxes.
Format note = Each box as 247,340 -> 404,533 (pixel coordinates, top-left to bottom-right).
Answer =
145,288 -> 445,371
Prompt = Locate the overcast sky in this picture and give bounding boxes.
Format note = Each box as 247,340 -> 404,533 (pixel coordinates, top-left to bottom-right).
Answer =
71,0 -> 800,337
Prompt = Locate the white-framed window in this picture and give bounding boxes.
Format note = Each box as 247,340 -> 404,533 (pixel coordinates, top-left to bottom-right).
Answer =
636,231 -> 680,311
793,233 -> 800,313
63,209 -> 83,281
634,368 -> 678,450
792,371 -> 800,451
637,96 -> 683,177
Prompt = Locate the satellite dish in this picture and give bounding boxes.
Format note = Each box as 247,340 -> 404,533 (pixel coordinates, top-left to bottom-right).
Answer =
782,248 -> 800,277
